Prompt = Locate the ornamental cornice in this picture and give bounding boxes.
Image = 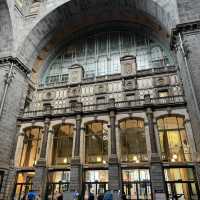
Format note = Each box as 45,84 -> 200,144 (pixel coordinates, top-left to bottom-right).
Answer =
170,20 -> 200,49
0,56 -> 31,75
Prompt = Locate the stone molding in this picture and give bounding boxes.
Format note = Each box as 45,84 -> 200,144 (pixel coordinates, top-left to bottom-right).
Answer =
171,20 -> 200,49
0,56 -> 31,75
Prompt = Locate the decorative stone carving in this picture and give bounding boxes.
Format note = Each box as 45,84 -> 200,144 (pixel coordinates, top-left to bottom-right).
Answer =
120,55 -> 137,76
42,91 -> 54,101
68,87 -> 80,97
154,76 -> 170,87
68,64 -> 84,84
95,83 -> 108,94
123,79 -> 136,91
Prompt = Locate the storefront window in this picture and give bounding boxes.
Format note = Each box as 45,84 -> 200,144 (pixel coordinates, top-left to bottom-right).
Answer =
14,172 -> 35,200
119,118 -> 148,162
19,127 -> 43,167
164,168 -> 199,200
84,170 -> 108,200
85,121 -> 108,164
47,170 -> 70,199
122,169 -> 151,200
157,116 -> 192,162
52,124 -> 74,165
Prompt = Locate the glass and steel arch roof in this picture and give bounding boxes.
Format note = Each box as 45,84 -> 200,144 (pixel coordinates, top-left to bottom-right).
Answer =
41,30 -> 174,85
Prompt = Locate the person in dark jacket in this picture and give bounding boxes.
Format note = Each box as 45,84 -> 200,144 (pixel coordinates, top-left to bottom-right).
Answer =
88,191 -> 94,200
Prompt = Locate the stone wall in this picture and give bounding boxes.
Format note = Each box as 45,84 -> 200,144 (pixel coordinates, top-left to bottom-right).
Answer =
0,59 -> 28,200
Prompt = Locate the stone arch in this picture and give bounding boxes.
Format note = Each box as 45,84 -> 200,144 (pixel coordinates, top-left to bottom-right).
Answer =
17,0 -> 176,76
0,0 -> 13,57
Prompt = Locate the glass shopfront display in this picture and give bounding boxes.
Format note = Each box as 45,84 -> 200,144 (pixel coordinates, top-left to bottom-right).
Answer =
84,170 -> 108,200
13,171 -> 35,200
165,168 -> 200,200
46,170 -> 70,200
122,169 -> 152,200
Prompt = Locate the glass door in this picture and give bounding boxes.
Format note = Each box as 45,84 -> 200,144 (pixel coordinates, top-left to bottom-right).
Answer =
164,168 -> 200,200
13,171 -> 34,200
46,170 -> 70,200
84,170 -> 108,200
122,169 -> 152,200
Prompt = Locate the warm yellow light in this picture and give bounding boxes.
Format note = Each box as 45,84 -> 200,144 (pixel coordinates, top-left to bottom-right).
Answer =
64,158 -> 67,163
133,156 -> 138,161
97,157 -> 102,162
103,160 -> 106,164
171,158 -> 176,162
136,159 -> 140,163
172,154 -> 178,160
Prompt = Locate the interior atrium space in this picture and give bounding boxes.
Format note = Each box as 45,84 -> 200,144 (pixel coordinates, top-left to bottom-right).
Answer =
0,0 -> 200,200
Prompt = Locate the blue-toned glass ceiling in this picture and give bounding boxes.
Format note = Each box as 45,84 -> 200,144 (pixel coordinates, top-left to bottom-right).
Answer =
41,31 -> 174,85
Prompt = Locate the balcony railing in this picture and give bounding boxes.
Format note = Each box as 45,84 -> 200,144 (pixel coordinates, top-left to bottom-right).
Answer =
21,95 -> 185,119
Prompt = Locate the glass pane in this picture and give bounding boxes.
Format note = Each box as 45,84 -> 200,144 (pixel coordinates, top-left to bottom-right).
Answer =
52,124 -> 74,165
85,170 -> 108,182
164,168 -> 195,182
120,119 -> 147,162
20,127 -> 42,167
85,122 -> 108,164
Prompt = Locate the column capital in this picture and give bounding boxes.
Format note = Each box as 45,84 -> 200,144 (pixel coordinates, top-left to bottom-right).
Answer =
0,56 -> 31,75
171,20 -> 200,49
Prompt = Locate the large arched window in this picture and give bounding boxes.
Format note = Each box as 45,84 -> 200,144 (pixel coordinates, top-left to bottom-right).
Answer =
41,31 -> 174,85
85,121 -> 108,164
19,127 -> 43,167
52,124 -> 74,165
119,118 -> 148,162
157,116 -> 192,162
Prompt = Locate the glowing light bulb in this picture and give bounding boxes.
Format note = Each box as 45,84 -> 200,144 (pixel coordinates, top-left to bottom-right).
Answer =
103,160 -> 106,164
64,158 -> 67,163
173,154 -> 178,160
171,158 -> 175,162
133,156 -> 138,161
136,159 -> 140,163
97,157 -> 102,162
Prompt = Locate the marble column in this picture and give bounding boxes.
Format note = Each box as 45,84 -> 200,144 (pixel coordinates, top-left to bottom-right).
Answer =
108,99 -> 121,198
70,112 -> 83,193
146,108 -> 166,200
32,118 -> 50,199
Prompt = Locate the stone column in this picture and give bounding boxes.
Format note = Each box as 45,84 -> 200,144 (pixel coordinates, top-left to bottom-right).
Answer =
3,123 -> 21,200
32,118 -> 50,199
70,103 -> 83,193
171,22 -> 200,154
146,108 -> 166,200
108,99 -> 121,198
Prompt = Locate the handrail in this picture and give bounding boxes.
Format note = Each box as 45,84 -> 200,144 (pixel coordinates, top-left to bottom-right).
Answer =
21,95 -> 185,118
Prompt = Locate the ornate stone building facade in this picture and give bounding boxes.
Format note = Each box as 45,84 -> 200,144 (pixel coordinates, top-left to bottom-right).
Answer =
0,0 -> 200,200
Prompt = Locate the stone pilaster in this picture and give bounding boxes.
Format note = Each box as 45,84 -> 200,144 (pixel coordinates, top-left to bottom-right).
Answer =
2,123 -> 22,200
70,111 -> 83,193
108,99 -> 122,197
171,21 -> 200,153
32,118 -> 50,199
0,57 -> 30,200
146,108 -> 166,200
